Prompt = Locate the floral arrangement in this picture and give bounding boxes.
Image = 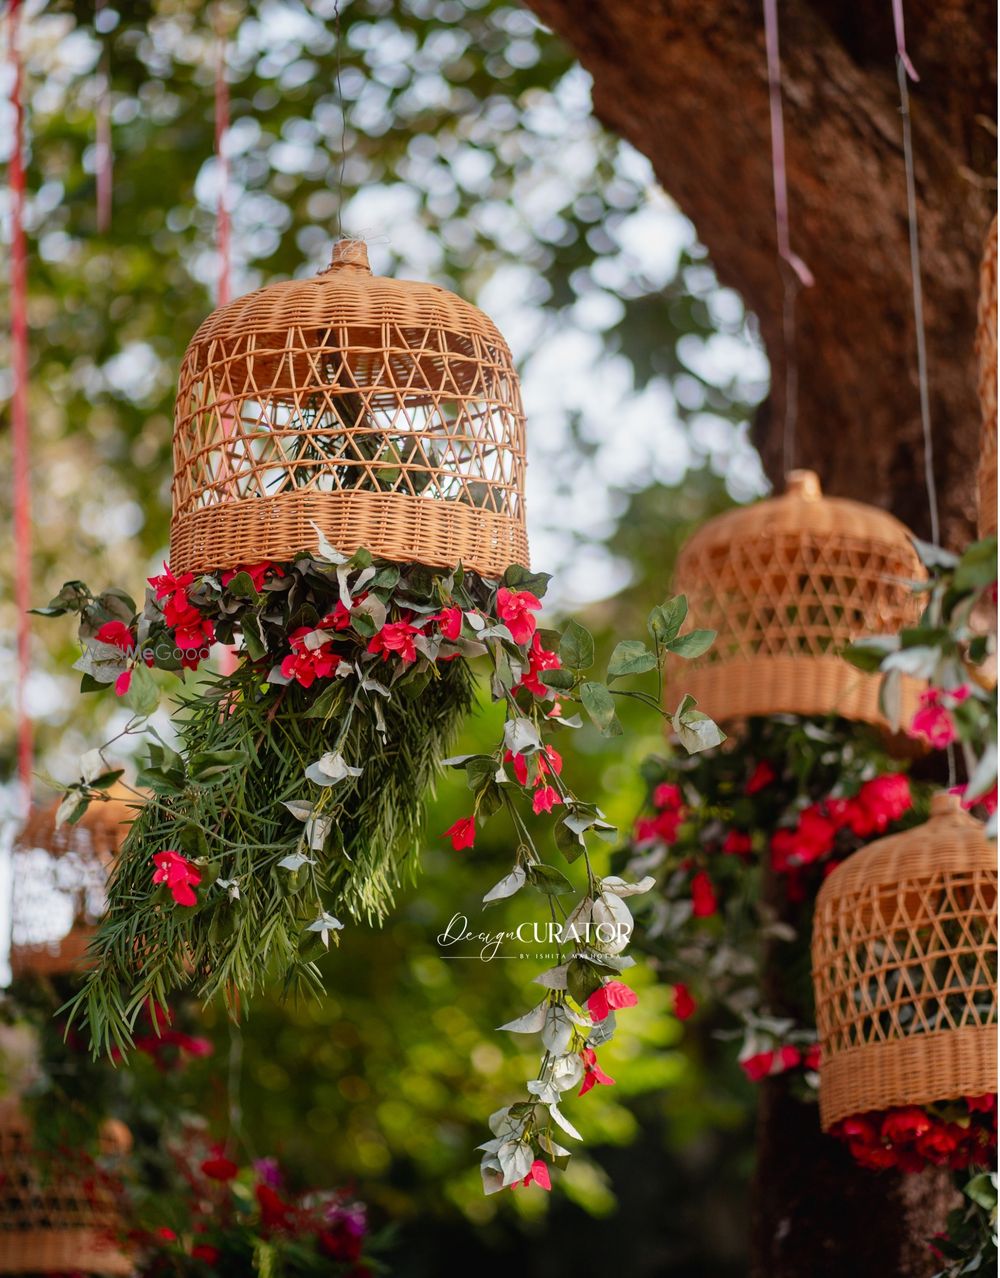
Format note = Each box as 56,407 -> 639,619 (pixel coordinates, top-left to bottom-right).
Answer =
126,1128 -> 377,1277
829,1095 -> 997,1173
39,551 -> 720,1189
931,1171 -> 998,1277
618,715 -> 922,1081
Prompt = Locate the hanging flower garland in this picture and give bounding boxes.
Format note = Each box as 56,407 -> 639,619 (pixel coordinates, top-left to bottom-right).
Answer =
616,715 -> 923,1083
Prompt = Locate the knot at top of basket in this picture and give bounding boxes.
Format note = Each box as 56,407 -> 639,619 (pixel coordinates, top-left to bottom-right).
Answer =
320,237 -> 373,274
817,790 -> 995,905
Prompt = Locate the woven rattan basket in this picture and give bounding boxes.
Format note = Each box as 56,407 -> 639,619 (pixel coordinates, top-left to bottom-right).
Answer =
812,792 -> 998,1130
0,1101 -> 132,1274
667,470 -> 924,729
10,788 -> 137,979
170,238 -> 528,579
976,214 -> 997,540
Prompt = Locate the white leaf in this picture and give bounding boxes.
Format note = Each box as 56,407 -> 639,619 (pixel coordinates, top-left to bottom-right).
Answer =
498,1000 -> 548,1034
283,801 -> 315,822
591,892 -> 634,954
534,963 -> 569,990
216,877 -> 241,900
600,874 -> 656,899
304,628 -> 335,651
483,866 -> 526,905
497,1139 -> 534,1187
503,716 -> 541,756
548,1103 -> 583,1142
73,640 -> 127,683
481,1163 -> 505,1195
309,521 -> 348,564
542,1002 -> 575,1055
55,791 -> 86,827
304,814 -> 333,851
549,1052 -> 585,1093
80,748 -> 107,783
526,1078 -> 561,1105
353,594 -> 387,632
307,912 -> 344,948
278,853 -> 314,872
305,753 -> 363,786
488,1105 -> 525,1139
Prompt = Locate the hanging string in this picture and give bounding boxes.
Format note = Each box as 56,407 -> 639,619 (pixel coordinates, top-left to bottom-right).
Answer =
94,0 -> 113,232
8,0 -> 33,806
891,3 -> 941,547
762,0 -> 814,478
214,5 -> 231,308
333,0 -> 346,237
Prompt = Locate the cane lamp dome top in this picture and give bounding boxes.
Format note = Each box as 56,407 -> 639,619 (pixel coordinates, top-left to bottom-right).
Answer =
10,786 -> 137,978
170,238 -> 528,579
812,793 -> 997,1130
668,469 -> 924,729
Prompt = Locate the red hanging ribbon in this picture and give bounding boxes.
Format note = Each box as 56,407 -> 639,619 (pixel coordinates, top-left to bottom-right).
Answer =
762,0 -> 814,289
8,0 -> 33,796
891,0 -> 920,82
95,0 -> 113,231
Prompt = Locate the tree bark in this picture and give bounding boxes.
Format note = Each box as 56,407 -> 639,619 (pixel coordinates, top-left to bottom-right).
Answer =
524,0 -> 996,548
521,2 -> 996,1274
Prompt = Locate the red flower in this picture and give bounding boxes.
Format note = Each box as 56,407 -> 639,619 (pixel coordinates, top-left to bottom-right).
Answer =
368,619 -> 419,664
578,1046 -> 616,1096
221,561 -> 282,591
803,1044 -> 821,1071
740,1050 -> 775,1082
847,774 -> 912,836
721,830 -> 752,857
517,631 -> 562,697
148,563 -> 194,601
280,626 -> 341,687
496,587 -> 542,645
437,606 -> 464,641
95,620 -> 134,653
114,670 -> 132,697
532,785 -> 562,815
151,850 -> 201,907
192,1244 -> 221,1263
881,1107 -> 931,1144
965,1093 -> 997,1113
256,1183 -> 294,1231
690,870 -> 718,917
652,782 -> 684,811
200,1152 -> 239,1182
520,1158 -> 551,1191
587,979 -> 638,1023
910,689 -> 958,749
672,983 -> 696,1021
915,1122 -> 961,1165
746,760 -> 776,794
155,1226 -> 178,1242
443,815 -> 476,851
319,599 -> 357,631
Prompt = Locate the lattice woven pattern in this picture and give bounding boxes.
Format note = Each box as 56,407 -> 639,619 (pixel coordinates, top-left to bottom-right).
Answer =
812,793 -> 998,1130
667,470 -> 924,728
976,214 -> 997,539
0,1102 -> 132,1274
170,239 -> 528,577
10,788 -> 136,978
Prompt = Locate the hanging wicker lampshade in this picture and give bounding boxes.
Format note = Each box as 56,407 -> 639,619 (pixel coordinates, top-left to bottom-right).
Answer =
10,788 -> 137,979
811,792 -> 997,1131
976,214 -> 997,540
170,238 -> 528,578
667,469 -> 924,728
0,1101 -> 132,1274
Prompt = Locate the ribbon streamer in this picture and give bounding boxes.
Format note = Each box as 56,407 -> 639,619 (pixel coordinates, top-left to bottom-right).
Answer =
95,0 -> 113,231
8,0 -> 33,797
891,0 -> 920,83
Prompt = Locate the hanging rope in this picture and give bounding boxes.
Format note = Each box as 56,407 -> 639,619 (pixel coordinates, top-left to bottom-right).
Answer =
214,5 -> 231,308
94,0 -> 113,232
891,2 -> 941,547
762,0 -> 814,478
8,0 -> 32,803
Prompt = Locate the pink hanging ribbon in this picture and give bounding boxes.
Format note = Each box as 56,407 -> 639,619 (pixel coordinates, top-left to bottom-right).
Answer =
762,0 -> 814,288
891,0 -> 920,82
8,0 -> 33,795
95,0 -> 113,232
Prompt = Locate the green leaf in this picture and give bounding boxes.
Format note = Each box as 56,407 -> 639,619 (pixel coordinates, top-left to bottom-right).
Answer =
225,571 -> 262,601
554,819 -> 585,863
243,615 -> 267,662
665,628 -> 715,659
672,695 -> 726,753
304,682 -> 342,720
964,1173 -> 998,1210
89,770 -> 125,791
124,663 -> 159,718
526,863 -> 575,896
842,636 -> 898,673
540,667 -> 576,691
189,750 -> 250,782
559,619 -> 594,672
29,580 -> 91,617
135,766 -> 185,796
566,958 -> 604,1006
954,537 -> 998,591
607,640 -> 657,681
648,596 -> 687,645
503,564 -> 552,598
580,681 -> 623,737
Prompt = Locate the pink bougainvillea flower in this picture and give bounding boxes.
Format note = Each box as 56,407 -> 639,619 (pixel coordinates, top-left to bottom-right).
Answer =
520,1159 -> 551,1191
690,869 -> 718,917
740,1045 -> 801,1082
256,1183 -> 295,1231
853,774 -> 912,834
201,1152 -> 240,1182
951,782 -> 999,817
746,760 -> 776,794
652,782 -> 684,811
532,785 -> 562,815
909,688 -> 958,749
280,626 -> 342,688
443,815 -> 476,851
517,631 -> 562,696
148,563 -> 194,601
672,982 -> 697,1021
496,587 -> 542,645
318,598 -> 360,632
192,1245 -> 221,1263
221,561 -> 283,591
881,1107 -> 932,1144
151,850 -> 201,907
803,1044 -> 821,1071
114,669 -> 133,697
587,979 -> 639,1023
437,606 -> 464,642
965,1093 -> 997,1113
721,830 -> 753,857
368,619 -> 419,664
95,620 -> 134,652
578,1046 -> 616,1096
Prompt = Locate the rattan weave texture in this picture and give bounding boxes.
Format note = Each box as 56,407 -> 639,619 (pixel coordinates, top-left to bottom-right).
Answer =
10,789 -> 137,978
977,214 -> 997,539
668,470 -> 924,729
812,793 -> 998,1129
170,239 -> 528,577
0,1102 -> 132,1275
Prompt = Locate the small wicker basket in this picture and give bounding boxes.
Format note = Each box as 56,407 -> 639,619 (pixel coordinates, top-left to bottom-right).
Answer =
976,214 -> 997,540
812,792 -> 997,1130
667,470 -> 924,730
170,238 -> 528,579
0,1101 -> 132,1275
10,788 -> 137,979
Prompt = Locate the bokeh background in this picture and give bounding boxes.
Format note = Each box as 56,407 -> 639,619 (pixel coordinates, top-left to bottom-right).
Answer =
0,2 -> 774,1273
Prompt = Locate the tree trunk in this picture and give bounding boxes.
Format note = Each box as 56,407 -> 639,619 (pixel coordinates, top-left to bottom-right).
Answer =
521,2 -> 996,1273
524,0 -> 996,548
